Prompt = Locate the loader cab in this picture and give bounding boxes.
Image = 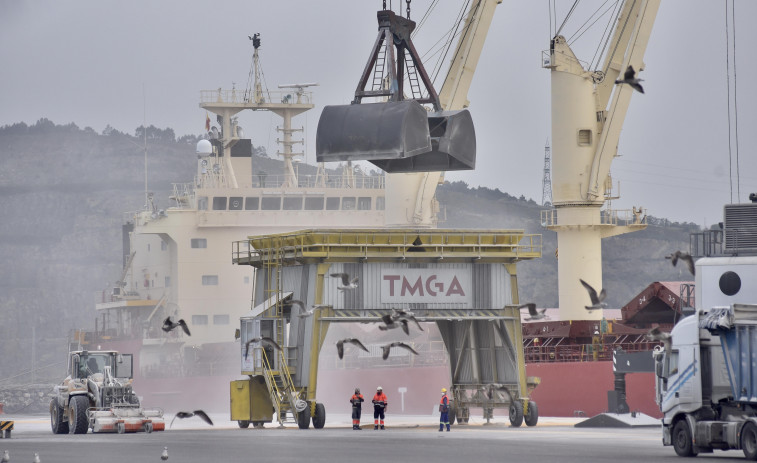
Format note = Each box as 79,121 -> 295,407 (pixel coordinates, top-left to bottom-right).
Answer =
69,351 -> 133,379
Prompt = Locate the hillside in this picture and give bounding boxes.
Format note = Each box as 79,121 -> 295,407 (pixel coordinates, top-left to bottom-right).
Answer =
0,120 -> 697,382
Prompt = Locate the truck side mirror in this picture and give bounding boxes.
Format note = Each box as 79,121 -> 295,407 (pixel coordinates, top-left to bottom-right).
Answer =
655,361 -> 664,378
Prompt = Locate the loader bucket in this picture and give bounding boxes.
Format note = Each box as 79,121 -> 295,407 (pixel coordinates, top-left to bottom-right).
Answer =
316,100 -> 431,163
370,109 -> 476,173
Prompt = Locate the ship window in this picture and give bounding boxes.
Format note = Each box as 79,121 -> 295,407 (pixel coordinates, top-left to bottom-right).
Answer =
192,315 -> 208,325
161,241 -> 167,251
245,197 -> 259,210
213,314 -> 230,325
244,276 -> 250,284
342,197 -> 356,210
283,197 -> 303,210
212,197 -> 227,210
261,197 -> 282,210
358,197 -> 372,210
577,129 -> 592,146
201,275 -> 218,285
305,197 -> 324,210
376,197 -> 385,210
147,244 -> 151,252
197,196 -> 208,210
326,197 -> 340,210
229,197 -> 243,210
165,276 -> 170,287
191,238 -> 207,249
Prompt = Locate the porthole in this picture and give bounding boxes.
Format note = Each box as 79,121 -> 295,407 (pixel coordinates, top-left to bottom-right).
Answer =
719,271 -> 741,296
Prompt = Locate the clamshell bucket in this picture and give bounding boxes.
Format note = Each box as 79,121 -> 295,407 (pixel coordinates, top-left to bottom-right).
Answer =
316,100 -> 431,163
370,109 -> 476,173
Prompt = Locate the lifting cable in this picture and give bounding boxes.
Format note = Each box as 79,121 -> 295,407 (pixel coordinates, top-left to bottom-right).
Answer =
725,0 -> 740,203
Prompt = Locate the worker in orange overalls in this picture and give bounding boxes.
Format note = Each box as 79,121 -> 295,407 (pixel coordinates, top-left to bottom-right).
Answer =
439,388 -> 450,432
372,386 -> 388,430
350,387 -> 364,430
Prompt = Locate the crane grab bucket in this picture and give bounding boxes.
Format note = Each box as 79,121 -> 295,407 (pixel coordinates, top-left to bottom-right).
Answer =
316,100 -> 431,163
314,9 -> 476,173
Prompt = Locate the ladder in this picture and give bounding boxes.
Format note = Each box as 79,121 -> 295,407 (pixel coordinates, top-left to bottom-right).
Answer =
260,347 -> 302,425
404,54 -> 423,100
371,37 -> 388,91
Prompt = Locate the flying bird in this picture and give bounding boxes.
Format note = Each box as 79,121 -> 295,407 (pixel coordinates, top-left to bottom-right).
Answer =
290,299 -> 326,318
519,303 -> 548,321
170,410 -> 214,428
646,326 -> 671,343
381,342 -> 419,360
378,314 -> 409,335
580,279 -> 607,311
161,446 -> 169,461
244,336 -> 282,359
162,317 -> 191,336
336,338 -> 369,360
33,453 -> 40,463
666,251 -> 695,276
331,272 -> 359,290
390,308 -> 424,331
614,65 -> 644,93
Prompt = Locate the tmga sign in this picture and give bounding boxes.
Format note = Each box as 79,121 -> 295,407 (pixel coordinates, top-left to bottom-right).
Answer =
380,269 -> 472,303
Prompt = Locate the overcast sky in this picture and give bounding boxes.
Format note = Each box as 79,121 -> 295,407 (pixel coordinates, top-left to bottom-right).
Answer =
1,1 -> 755,226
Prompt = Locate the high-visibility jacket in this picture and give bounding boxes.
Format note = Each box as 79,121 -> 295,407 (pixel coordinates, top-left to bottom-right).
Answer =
350,394 -> 364,409
440,394 -> 449,413
372,392 -> 388,409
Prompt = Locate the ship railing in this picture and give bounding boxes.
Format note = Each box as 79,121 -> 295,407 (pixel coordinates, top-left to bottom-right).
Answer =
200,89 -> 314,106
524,339 -> 660,363
196,173 -> 385,190
540,207 -> 647,227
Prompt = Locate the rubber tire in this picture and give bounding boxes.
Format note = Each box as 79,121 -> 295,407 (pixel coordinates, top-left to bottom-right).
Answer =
312,403 -> 326,429
143,422 -> 153,433
50,399 -> 69,434
509,400 -> 524,427
525,401 -> 539,427
237,420 -> 250,429
743,422 -> 757,460
116,422 -> 125,434
449,407 -> 456,426
297,408 -> 311,429
672,419 -> 697,457
68,395 -> 89,434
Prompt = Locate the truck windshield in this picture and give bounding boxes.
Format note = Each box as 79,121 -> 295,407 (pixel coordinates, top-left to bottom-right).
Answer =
77,353 -> 112,378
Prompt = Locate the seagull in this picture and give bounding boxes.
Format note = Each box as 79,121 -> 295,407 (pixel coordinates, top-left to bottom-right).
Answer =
381,342 -> 419,360
336,338 -> 369,360
484,383 -> 508,400
170,410 -> 214,428
244,336 -> 282,359
614,65 -> 644,93
519,303 -> 548,321
331,272 -> 359,291
33,453 -> 40,463
579,279 -> 607,311
162,316 -> 191,336
378,314 -> 409,335
1,450 -> 8,463
666,250 -> 695,276
646,326 -> 672,350
290,299 -> 326,318
390,308 -> 424,331
161,446 -> 169,461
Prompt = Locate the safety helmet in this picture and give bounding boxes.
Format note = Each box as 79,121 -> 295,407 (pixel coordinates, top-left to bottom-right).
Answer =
355,387 -> 360,394
377,386 -> 383,391
441,388 -> 447,393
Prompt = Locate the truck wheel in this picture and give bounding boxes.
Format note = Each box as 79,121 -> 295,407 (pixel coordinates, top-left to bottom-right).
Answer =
312,403 -> 326,429
525,401 -> 539,427
237,420 -> 250,429
297,407 -> 310,429
68,395 -> 89,434
672,420 -> 697,457
742,422 -> 757,460
50,399 -> 69,434
509,400 -> 524,427
449,407 -> 456,425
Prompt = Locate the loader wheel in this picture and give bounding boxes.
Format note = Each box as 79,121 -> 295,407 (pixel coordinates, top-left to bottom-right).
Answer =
509,400 -> 524,427
143,422 -> 153,434
525,401 -> 539,427
297,407 -> 310,429
449,407 -> 456,426
742,422 -> 757,460
237,420 -> 250,429
672,419 -> 697,457
68,395 -> 89,434
50,399 -> 68,434
312,403 -> 326,429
